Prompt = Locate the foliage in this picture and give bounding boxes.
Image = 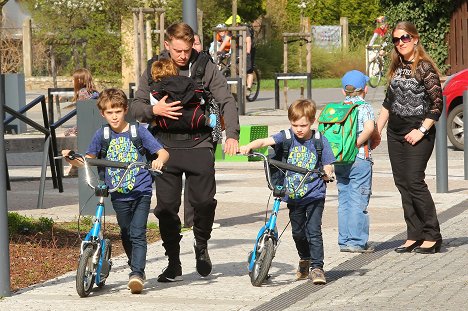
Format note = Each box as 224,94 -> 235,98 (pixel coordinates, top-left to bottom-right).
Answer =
382,0 -> 456,73
265,0 -> 382,37
256,37 -> 367,80
8,212 -> 54,236
21,0 -> 143,77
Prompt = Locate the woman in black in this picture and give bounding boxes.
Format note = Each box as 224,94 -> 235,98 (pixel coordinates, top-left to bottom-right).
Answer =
376,21 -> 443,254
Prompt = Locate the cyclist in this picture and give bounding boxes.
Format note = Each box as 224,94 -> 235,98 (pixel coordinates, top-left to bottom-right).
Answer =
367,16 -> 389,62
224,17 -> 257,95
368,16 -> 388,47
240,99 -> 335,285
63,88 -> 169,294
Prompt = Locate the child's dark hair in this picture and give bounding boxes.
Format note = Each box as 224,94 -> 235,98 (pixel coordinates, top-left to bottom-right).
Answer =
151,58 -> 179,81
97,88 -> 128,111
288,99 -> 317,122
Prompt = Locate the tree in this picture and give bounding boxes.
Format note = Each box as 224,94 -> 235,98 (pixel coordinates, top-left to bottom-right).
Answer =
21,0 -> 144,77
382,0 -> 456,72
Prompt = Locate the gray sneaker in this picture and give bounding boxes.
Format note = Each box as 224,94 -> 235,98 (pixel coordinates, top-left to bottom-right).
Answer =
310,268 -> 326,285
295,259 -> 310,280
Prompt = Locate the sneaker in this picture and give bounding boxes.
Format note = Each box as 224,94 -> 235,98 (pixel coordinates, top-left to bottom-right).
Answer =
340,245 -> 375,253
127,275 -> 144,294
310,268 -> 326,285
157,262 -> 183,282
295,259 -> 310,280
194,244 -> 212,277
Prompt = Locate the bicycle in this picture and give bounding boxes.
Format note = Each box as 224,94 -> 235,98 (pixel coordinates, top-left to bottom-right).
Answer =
216,52 -> 260,102
244,152 -> 332,286
56,151 -> 161,297
367,44 -> 386,88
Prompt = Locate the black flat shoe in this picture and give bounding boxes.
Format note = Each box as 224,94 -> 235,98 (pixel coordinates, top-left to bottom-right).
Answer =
413,239 -> 442,254
394,240 -> 423,253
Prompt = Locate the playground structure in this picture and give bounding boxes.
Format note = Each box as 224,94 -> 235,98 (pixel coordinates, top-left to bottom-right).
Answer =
131,7 -> 165,89
276,30 -> 312,110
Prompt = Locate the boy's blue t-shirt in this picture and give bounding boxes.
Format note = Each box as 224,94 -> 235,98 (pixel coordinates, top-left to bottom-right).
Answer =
344,95 -> 375,160
272,129 -> 336,205
86,125 -> 164,202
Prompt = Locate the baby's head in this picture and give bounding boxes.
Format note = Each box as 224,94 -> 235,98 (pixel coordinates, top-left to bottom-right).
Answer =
151,58 -> 179,81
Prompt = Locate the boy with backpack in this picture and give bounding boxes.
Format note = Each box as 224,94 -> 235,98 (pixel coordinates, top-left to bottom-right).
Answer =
318,70 -> 376,253
240,99 -> 335,284
63,88 -> 169,294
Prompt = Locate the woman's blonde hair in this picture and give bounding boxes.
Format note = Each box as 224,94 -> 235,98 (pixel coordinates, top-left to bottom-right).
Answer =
151,58 -> 179,81
72,68 -> 95,101
387,21 -> 440,81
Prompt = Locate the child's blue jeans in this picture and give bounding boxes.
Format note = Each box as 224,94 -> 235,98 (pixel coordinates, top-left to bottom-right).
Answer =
112,195 -> 151,278
335,157 -> 373,249
288,199 -> 325,269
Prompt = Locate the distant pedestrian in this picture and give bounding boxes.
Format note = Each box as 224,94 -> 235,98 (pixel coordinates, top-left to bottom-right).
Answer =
376,21 -> 443,254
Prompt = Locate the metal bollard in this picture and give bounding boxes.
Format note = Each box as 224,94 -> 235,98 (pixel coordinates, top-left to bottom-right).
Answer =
436,96 -> 448,193
464,90 -> 468,180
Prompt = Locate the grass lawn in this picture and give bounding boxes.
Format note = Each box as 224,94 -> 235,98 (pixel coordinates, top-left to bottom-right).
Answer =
261,78 -> 342,90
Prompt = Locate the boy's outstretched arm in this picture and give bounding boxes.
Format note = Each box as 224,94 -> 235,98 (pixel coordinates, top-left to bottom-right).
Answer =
239,137 -> 276,154
61,149 -> 94,167
151,148 -> 169,170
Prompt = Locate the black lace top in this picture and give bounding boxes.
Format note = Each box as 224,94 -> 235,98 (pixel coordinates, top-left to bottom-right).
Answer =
383,59 -> 442,137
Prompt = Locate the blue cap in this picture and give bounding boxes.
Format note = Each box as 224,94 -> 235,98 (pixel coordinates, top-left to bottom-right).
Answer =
342,70 -> 369,91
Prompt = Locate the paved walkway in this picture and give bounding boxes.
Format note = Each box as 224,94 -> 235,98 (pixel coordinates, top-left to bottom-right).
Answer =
1,87 -> 468,310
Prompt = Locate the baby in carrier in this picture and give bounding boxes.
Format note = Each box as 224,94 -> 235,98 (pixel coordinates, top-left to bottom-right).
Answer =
149,58 -> 216,131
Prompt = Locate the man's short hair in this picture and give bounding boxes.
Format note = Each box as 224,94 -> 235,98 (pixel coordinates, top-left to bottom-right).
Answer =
166,22 -> 195,45
288,99 -> 317,122
97,88 -> 128,111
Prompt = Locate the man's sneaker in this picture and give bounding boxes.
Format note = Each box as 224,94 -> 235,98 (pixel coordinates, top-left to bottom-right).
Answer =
194,244 -> 212,277
295,259 -> 310,280
157,262 -> 183,282
127,275 -> 144,294
310,268 -> 326,285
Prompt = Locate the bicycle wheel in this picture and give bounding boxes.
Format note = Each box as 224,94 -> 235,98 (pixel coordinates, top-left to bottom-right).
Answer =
76,246 -> 96,297
250,238 -> 275,286
368,60 -> 382,88
246,68 -> 260,102
96,239 -> 112,288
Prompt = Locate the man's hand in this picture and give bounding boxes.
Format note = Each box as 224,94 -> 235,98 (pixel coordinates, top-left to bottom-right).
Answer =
224,138 -> 239,156
152,95 -> 182,120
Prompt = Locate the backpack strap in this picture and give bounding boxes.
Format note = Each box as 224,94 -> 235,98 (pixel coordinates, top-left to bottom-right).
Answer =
99,124 -> 111,159
281,129 -> 293,163
312,130 -> 323,169
129,122 -> 146,156
190,52 -> 212,90
147,55 -> 159,85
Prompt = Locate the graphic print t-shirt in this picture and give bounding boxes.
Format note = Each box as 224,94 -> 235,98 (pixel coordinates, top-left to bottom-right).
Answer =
272,129 -> 336,205
87,125 -> 164,201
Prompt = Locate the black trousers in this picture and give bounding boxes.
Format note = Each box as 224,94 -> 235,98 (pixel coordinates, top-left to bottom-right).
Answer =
154,147 -> 217,261
387,132 -> 441,241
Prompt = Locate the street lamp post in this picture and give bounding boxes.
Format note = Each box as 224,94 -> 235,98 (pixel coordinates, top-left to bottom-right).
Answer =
0,0 -> 12,297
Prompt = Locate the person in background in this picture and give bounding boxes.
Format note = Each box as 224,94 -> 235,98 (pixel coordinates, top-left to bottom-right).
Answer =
65,68 -> 100,176
376,21 -> 443,254
368,16 -> 388,47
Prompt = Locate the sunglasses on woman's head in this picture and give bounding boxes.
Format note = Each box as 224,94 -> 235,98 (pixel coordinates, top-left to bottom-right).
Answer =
392,34 -> 412,44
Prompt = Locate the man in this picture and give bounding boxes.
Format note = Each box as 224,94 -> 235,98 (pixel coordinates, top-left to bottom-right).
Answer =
130,22 -> 240,282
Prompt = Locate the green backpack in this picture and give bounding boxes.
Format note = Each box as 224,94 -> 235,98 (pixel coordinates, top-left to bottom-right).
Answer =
317,101 -> 363,164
